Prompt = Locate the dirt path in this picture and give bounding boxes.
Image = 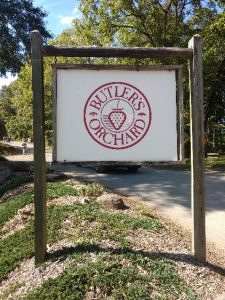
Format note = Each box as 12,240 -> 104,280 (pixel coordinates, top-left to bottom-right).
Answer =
4,141 -> 52,162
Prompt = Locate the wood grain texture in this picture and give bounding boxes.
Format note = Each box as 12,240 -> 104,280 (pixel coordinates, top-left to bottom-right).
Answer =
51,64 -> 183,71
188,35 -> 206,262
44,45 -> 193,59
52,68 -> 57,162
31,30 -> 47,265
177,68 -> 184,161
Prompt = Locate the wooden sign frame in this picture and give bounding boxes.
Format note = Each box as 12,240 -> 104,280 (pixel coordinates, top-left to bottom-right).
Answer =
31,31 -> 205,264
52,64 -> 183,163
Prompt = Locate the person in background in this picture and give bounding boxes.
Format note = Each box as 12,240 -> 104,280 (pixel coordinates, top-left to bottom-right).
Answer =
22,141 -> 27,155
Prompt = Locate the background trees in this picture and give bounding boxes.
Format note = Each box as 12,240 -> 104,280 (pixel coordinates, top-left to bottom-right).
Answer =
0,0 -> 52,76
0,0 -> 224,152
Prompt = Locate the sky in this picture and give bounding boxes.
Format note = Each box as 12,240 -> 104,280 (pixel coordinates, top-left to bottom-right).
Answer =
0,0 -> 82,90
33,0 -> 82,37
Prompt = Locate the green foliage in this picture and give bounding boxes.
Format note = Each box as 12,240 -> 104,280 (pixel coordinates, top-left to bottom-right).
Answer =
202,12 -> 225,134
146,155 -> 225,171
206,155 -> 225,170
0,181 -> 104,232
0,192 -> 33,229
76,182 -> 104,197
0,0 -> 52,75
0,224 -> 34,281
1,1 -> 224,151
25,252 -> 196,300
46,182 -> 79,199
0,180 -> 196,298
47,198 -> 162,247
47,181 -> 104,199
0,64 -> 34,140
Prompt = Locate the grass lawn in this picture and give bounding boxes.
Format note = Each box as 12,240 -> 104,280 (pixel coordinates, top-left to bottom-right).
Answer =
145,155 -> 225,171
0,177 -> 200,300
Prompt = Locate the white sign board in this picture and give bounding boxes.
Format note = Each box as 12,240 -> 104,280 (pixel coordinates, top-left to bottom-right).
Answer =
55,67 -> 177,162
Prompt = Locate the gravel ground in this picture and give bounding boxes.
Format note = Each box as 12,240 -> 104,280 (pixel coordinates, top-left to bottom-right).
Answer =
0,186 -> 225,299
1,142 -> 225,299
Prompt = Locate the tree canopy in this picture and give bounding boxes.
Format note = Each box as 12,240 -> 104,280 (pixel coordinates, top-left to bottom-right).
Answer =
0,0 -> 224,152
0,0 -> 52,76
78,0 -> 224,47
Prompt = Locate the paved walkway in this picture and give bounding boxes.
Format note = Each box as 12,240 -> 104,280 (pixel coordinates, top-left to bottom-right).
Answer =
4,141 -> 52,162
54,164 -> 225,254
4,141 -> 225,255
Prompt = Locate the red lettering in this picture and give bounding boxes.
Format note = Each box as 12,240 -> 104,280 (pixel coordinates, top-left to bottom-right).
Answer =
103,132 -> 113,144
95,93 -> 107,103
95,126 -> 107,138
90,100 -> 101,111
114,133 -> 124,146
103,86 -> 113,98
134,119 -> 146,130
121,87 -> 131,98
134,101 -> 145,111
125,132 -> 134,144
89,119 -> 101,130
115,85 -> 122,98
129,126 -> 142,138
127,92 -> 139,103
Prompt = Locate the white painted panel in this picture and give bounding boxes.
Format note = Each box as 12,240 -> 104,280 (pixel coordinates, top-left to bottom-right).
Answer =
56,68 -> 177,162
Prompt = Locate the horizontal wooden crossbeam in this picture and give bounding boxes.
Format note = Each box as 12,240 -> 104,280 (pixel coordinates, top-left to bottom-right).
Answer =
42,45 -> 193,59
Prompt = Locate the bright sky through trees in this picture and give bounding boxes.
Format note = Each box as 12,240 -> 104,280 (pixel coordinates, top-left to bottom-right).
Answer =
0,0 -> 81,89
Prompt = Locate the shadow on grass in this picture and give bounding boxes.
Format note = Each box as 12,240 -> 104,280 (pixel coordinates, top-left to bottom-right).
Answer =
46,243 -> 225,277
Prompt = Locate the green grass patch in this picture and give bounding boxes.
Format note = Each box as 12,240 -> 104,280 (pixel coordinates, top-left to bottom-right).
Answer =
77,182 -> 104,197
46,182 -> 79,199
147,155 -> 225,171
0,224 -> 34,281
0,192 -> 33,229
46,182 -> 103,199
0,194 -> 162,281
25,252 -> 196,300
0,180 -> 196,299
0,181 -> 104,232
205,155 -> 225,171
47,201 -> 162,247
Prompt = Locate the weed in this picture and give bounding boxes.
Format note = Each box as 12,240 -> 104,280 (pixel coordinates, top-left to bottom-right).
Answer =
46,182 -> 79,199
77,182 -> 104,197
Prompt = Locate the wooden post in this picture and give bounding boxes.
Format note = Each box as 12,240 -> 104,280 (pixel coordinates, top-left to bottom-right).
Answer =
188,35 -> 206,262
177,68 -> 184,161
52,67 -> 57,162
31,30 -> 47,264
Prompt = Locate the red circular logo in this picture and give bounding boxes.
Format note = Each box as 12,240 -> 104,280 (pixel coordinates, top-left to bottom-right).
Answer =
84,82 -> 152,150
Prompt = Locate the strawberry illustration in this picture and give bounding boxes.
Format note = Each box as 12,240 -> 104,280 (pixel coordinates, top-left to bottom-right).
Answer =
108,101 -> 127,130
